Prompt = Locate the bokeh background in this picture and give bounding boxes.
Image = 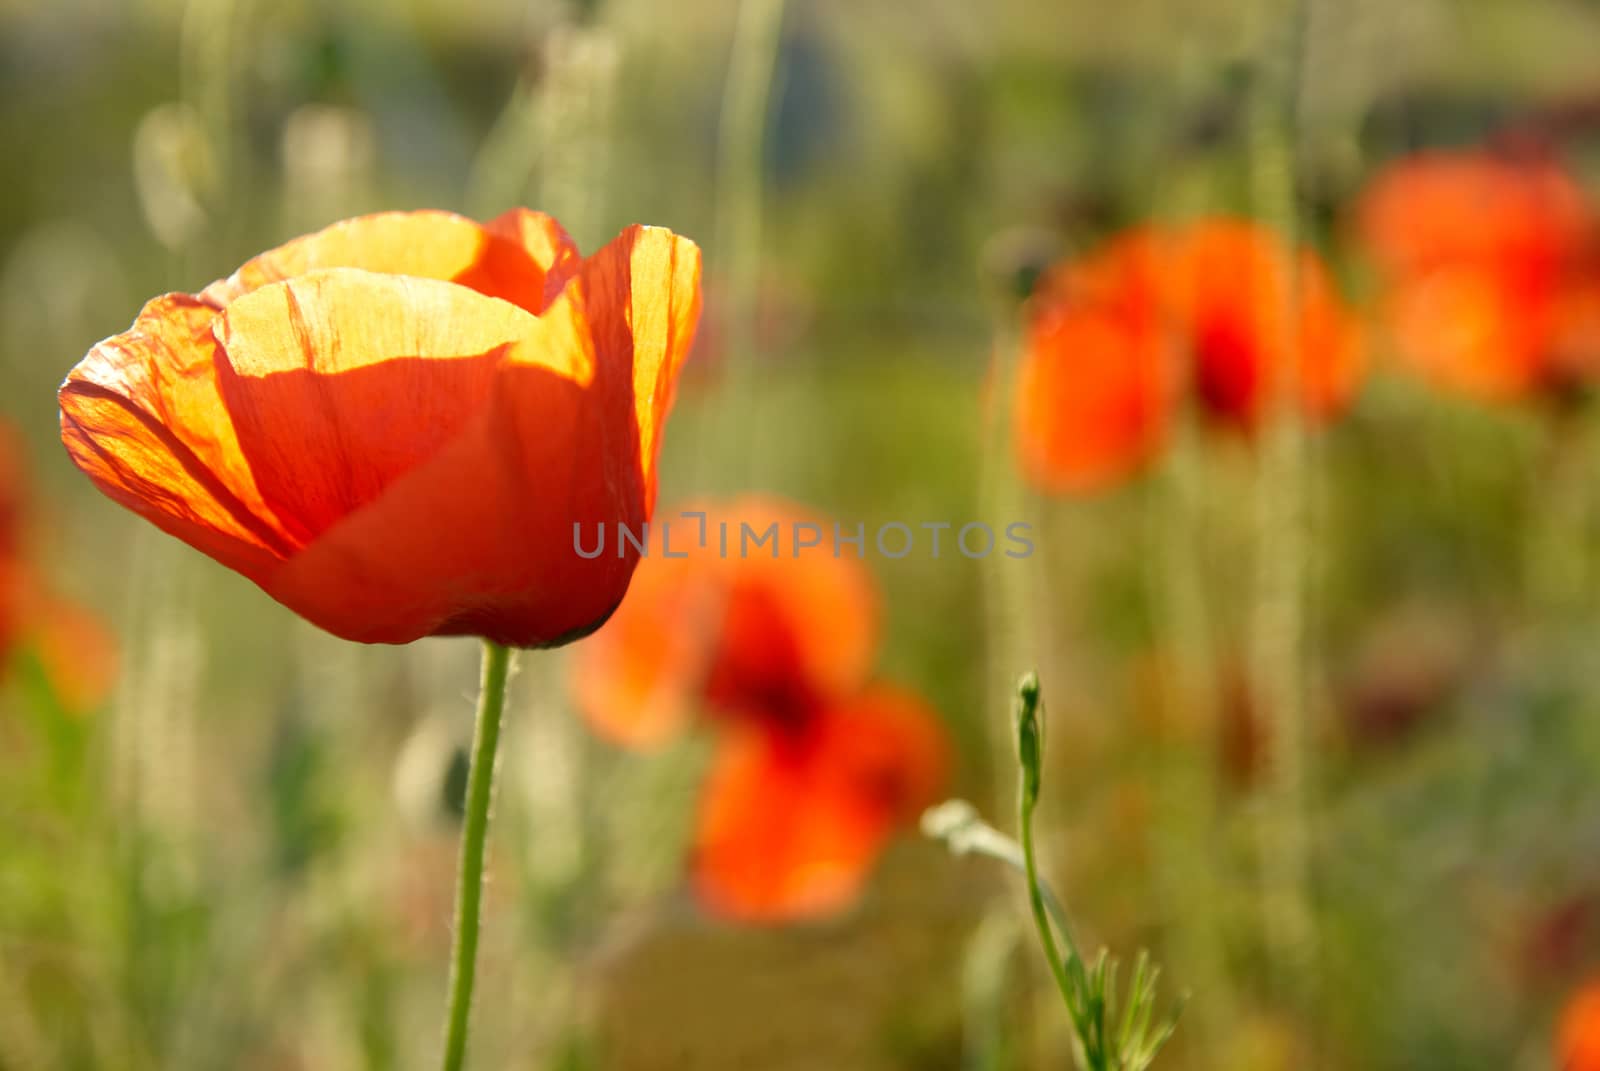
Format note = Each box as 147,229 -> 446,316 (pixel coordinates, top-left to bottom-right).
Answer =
5,0 -> 1600,1068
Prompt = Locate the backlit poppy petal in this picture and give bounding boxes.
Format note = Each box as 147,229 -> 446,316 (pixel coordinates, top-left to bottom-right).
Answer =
487,207 -> 585,304
222,279 -> 640,646
691,685 -> 948,921
212,267 -> 591,546
59,293 -> 293,583
61,212 -> 701,648
572,225 -> 703,512
199,209 -> 578,315
1013,307 -> 1173,493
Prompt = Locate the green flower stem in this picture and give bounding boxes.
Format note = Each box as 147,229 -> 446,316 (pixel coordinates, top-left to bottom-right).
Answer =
1019,768 -> 1093,1047
926,675 -> 1179,1071
1014,675 -> 1097,1059
440,640 -> 513,1071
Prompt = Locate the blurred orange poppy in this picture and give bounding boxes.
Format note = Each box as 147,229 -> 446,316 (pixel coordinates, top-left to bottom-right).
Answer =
0,422 -> 117,713
1013,219 -> 1363,492
0,423 -> 27,664
569,496 -> 949,921
59,210 -> 701,647
1357,151 -> 1597,400
1558,978 -> 1600,1071
1171,219 -> 1365,431
1014,232 -> 1176,492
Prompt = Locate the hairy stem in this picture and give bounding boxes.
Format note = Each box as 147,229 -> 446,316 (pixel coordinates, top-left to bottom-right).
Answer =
440,641 -> 513,1071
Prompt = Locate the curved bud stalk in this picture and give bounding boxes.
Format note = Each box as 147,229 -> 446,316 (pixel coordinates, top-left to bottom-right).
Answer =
924,672 -> 1183,1071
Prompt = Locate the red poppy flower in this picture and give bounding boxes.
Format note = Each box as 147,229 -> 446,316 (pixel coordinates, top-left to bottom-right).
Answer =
1360,152 -> 1588,282
568,496 -> 949,921
0,422 -> 117,712
1012,219 -> 1363,492
1170,219 -> 1365,430
1013,232 -> 1177,492
1558,979 -> 1600,1071
1013,306 -> 1173,493
59,210 -> 701,647
693,685 -> 947,919
1357,151 -> 1596,399
0,424 -> 27,664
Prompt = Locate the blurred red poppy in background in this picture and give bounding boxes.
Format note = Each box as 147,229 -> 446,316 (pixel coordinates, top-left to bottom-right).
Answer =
0,423 -> 27,665
569,496 -> 949,921
1357,151 -> 1598,400
0,422 -> 117,714
1013,231 -> 1176,493
1013,218 -> 1363,492
1558,978 -> 1600,1071
1173,219 -> 1366,431
59,209 -> 701,647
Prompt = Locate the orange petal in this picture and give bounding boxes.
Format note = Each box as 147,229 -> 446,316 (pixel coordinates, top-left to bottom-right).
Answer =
710,496 -> 881,710
570,226 -> 703,513
568,496 -> 880,746
566,550 -> 713,748
1358,152 -> 1590,280
1013,306 -> 1174,493
1548,271 -> 1600,385
30,592 -> 119,714
58,294 -> 294,584
212,272 -> 635,645
0,564 -> 20,670
1044,228 -> 1172,326
1559,980 -> 1600,1071
1174,219 -> 1364,429
487,207 -> 585,304
1386,264 -> 1547,400
200,209 -> 580,316
1293,250 -> 1367,419
63,218 -> 700,648
213,268 -> 591,546
691,685 -> 949,922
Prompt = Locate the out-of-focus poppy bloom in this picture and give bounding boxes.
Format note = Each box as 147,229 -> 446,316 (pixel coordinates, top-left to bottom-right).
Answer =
1558,978 -> 1600,1071
1013,218 -> 1363,493
1013,307 -> 1171,493
0,424 -> 27,664
0,422 -> 117,713
59,210 -> 701,647
1171,219 -> 1366,431
569,496 -> 949,922
1013,231 -> 1175,493
24,590 -> 119,714
1358,151 -> 1597,400
1360,152 -> 1589,282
